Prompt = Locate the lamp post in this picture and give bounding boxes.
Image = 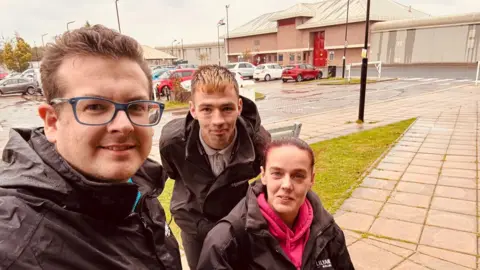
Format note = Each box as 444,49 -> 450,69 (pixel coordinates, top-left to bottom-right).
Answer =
115,0 -> 122,33
342,0 -> 350,78
171,39 -> 177,56
67,20 -> 75,31
225,4 -> 230,64
358,0 -> 371,123
41,33 -> 48,47
217,19 -> 225,65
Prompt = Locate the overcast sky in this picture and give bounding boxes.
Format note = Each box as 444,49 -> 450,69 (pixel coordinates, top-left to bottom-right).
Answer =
1,0 -> 479,48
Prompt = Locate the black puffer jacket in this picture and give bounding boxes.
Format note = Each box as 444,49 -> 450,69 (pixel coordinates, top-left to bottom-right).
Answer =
197,180 -> 355,270
159,96 -> 271,240
0,128 -> 181,270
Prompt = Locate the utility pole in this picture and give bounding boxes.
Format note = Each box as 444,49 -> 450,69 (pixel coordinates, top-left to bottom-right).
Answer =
181,38 -> 184,60
33,41 -> 39,61
217,19 -> 225,65
115,0 -> 122,33
41,33 -> 48,47
358,0 -> 371,123
342,0 -> 350,78
225,4 -> 230,64
171,39 -> 177,56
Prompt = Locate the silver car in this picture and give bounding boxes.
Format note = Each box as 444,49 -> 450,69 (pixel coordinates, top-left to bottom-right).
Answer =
0,78 -> 38,96
226,62 -> 256,79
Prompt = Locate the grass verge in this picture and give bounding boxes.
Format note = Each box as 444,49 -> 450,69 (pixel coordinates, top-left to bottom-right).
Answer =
164,101 -> 189,111
255,92 -> 265,101
312,118 -> 416,212
158,118 -> 416,246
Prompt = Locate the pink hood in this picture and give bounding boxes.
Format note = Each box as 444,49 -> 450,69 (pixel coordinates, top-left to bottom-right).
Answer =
257,193 -> 313,270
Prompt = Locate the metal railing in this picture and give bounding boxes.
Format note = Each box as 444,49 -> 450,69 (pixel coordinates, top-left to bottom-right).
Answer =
346,61 -> 382,82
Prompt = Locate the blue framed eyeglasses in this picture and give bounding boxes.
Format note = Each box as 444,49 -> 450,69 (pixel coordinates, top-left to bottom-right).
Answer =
50,96 -> 165,127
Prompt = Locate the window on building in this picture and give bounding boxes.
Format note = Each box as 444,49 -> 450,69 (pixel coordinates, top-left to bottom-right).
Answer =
254,40 -> 260,46
297,53 -> 301,61
209,48 -> 212,55
329,51 -> 335,61
278,54 -> 283,61
195,48 -> 200,57
289,53 -> 295,62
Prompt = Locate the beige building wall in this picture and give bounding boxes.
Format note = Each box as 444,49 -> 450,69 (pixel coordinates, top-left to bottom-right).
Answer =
156,42 -> 226,66
371,23 -> 480,64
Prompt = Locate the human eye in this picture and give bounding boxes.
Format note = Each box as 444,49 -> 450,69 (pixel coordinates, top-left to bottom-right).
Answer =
129,103 -> 148,112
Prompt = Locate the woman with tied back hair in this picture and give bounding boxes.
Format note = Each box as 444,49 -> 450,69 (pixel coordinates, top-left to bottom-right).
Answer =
197,137 -> 354,270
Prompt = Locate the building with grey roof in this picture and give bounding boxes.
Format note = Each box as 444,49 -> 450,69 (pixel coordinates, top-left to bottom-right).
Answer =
224,0 -> 429,67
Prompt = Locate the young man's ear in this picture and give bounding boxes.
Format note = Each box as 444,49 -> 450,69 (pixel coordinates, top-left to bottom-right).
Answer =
189,101 -> 196,119
38,104 -> 59,143
237,97 -> 243,115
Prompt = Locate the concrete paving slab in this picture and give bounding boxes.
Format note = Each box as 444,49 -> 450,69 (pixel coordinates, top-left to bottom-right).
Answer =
430,197 -> 476,216
420,225 -> 477,254
370,217 -> 423,243
378,203 -> 427,224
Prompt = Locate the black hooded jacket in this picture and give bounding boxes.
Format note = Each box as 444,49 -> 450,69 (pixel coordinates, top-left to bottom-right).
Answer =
0,128 -> 182,270
159,97 -> 271,240
197,180 -> 355,270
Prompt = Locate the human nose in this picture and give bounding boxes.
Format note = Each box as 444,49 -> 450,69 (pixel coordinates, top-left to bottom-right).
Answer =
211,109 -> 226,126
107,110 -> 134,135
280,175 -> 293,191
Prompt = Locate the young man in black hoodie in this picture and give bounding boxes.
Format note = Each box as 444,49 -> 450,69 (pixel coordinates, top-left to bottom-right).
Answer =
0,25 -> 181,269
159,65 -> 271,269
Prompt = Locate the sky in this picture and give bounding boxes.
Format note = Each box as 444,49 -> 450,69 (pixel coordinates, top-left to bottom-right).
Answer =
1,0 -> 479,48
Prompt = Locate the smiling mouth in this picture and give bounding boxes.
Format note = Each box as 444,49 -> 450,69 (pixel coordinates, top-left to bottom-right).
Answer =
278,195 -> 294,201
100,145 -> 136,151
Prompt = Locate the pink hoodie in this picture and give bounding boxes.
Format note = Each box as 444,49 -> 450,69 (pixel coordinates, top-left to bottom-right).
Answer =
257,193 -> 314,270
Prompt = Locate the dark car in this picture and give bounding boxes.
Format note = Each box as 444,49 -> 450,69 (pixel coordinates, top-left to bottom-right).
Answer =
282,64 -> 323,83
0,78 -> 38,96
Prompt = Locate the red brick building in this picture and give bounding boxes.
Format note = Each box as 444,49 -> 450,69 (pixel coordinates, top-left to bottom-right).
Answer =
224,0 -> 429,67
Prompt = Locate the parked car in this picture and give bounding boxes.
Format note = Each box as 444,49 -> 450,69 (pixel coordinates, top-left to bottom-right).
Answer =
281,64 -> 323,83
155,69 -> 195,96
0,77 -> 38,96
0,71 -> 8,80
253,63 -> 283,81
152,68 -> 173,81
181,71 -> 253,91
226,62 -> 255,79
21,68 -> 40,79
176,64 -> 198,69
4,72 -> 21,79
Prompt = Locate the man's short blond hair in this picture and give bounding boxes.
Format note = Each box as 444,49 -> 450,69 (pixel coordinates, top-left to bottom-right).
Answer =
40,24 -> 152,102
191,65 -> 239,97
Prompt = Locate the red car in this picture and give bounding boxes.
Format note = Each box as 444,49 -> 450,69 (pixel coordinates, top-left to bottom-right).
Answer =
0,71 -> 8,80
282,64 -> 323,83
155,69 -> 195,96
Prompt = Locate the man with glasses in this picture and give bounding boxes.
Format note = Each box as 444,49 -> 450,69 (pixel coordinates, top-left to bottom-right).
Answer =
0,25 -> 181,269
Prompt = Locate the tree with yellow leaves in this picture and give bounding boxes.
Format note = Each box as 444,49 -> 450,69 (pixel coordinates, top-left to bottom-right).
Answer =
1,36 -> 32,72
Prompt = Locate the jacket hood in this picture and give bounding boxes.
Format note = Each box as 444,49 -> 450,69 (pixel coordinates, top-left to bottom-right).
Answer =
244,180 -> 334,234
0,127 -> 163,221
183,95 -> 262,138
